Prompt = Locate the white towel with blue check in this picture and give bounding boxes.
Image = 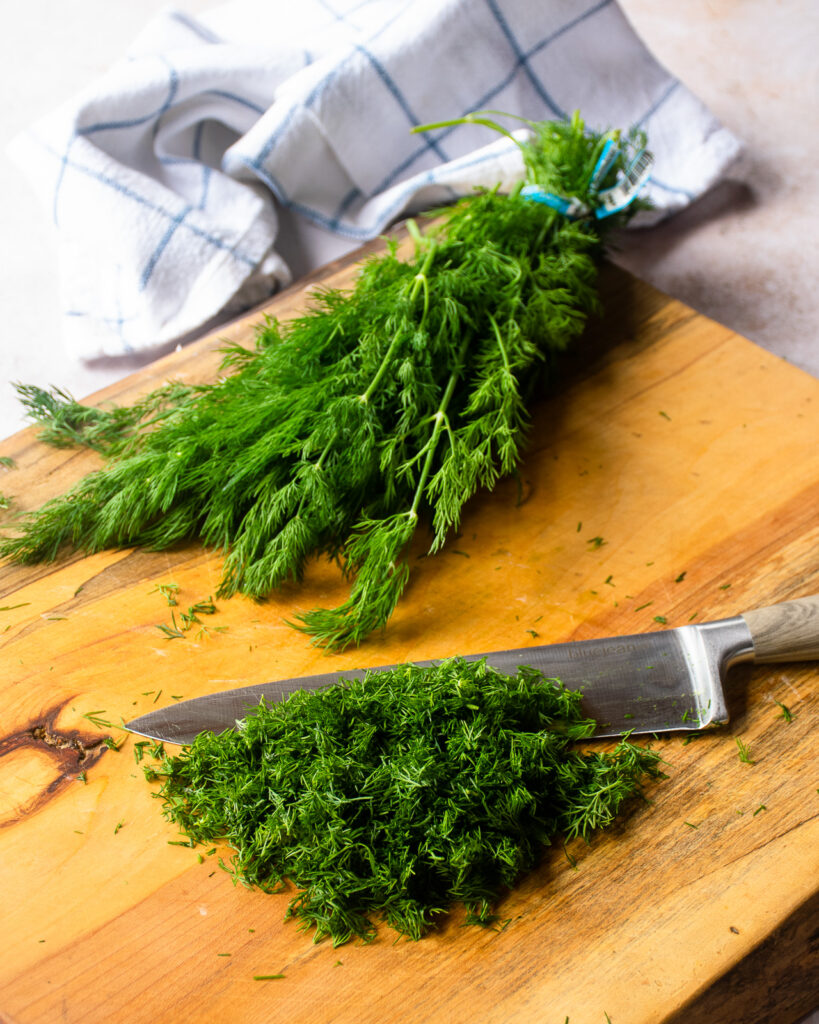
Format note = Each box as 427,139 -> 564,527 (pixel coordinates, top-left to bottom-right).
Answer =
9,0 -> 740,360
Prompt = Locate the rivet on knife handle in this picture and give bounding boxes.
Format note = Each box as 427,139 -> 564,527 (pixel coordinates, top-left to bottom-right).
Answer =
741,594 -> 819,662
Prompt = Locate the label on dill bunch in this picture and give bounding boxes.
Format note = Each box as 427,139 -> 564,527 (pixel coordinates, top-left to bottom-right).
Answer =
594,149 -> 654,218
520,146 -> 653,222
145,658 -> 663,946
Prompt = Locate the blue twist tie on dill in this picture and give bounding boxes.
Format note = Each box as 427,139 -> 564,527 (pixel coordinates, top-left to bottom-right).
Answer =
1,112 -> 648,650
145,658 -> 663,946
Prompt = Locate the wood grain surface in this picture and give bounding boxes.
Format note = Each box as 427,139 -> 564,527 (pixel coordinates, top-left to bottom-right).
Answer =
0,242 -> 817,1024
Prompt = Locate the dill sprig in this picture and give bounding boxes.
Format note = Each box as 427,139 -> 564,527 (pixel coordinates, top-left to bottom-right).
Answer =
1,113 -> 647,648
145,658 -> 663,946
13,381 -> 195,456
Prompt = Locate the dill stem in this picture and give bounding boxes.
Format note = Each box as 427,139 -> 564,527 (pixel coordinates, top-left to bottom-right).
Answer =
409,335 -> 470,517
488,314 -> 511,373
359,242 -> 436,405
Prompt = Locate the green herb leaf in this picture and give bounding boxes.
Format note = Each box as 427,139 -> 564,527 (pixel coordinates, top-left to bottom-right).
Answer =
774,699 -> 794,723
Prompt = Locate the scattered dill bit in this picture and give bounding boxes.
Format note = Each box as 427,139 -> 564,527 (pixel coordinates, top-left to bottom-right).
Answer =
735,738 -> 755,765
168,839 -> 196,847
76,771 -> 87,784
156,611 -> 185,639
623,713 -> 634,720
45,615 -> 67,621
81,710 -> 114,729
684,821 -> 699,829
0,493 -> 11,510
658,411 -> 671,421
688,612 -> 699,621
73,584 -> 84,597
753,805 -> 767,816
0,456 -> 15,469
729,926 -> 740,934
576,522 -> 582,533
103,737 -> 121,751
144,658 -> 663,946
653,615 -> 667,625
675,572 -> 686,583
634,602 -> 652,612
604,575 -> 614,586
114,820 -> 124,834
774,699 -> 794,723
133,741 -> 149,763
526,629 -> 539,638
217,953 -> 231,957
450,549 -> 470,558
180,597 -> 218,631
1,113 -> 648,650
153,690 -> 163,704
334,959 -> 343,967
0,602 -> 31,612
719,583 -> 732,590
171,694 -> 184,701
151,582 -> 180,606
198,853 -> 205,864
253,975 -> 285,981
586,536 -> 606,550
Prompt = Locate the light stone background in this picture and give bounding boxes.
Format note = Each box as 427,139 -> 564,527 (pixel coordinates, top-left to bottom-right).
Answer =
0,3 -> 816,1015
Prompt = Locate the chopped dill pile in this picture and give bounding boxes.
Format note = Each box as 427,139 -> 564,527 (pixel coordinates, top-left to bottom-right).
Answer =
1,112 -> 648,650
146,658 -> 663,946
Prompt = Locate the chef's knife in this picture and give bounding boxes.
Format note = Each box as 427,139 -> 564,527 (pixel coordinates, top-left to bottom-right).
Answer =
127,595 -> 818,744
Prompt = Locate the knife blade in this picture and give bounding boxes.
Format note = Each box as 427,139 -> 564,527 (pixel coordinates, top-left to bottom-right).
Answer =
127,595 -> 818,744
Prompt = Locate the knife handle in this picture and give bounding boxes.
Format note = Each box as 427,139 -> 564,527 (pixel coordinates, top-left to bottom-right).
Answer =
741,594 -> 819,662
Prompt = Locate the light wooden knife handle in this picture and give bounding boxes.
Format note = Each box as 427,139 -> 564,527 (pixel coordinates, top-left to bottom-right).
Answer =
741,594 -> 819,662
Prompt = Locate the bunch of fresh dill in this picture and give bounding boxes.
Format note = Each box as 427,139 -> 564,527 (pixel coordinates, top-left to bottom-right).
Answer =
2,113 -> 647,648
146,658 -> 663,945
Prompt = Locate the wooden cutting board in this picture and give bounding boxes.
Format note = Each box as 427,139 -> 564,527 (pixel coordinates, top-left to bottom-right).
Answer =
0,241 -> 817,1024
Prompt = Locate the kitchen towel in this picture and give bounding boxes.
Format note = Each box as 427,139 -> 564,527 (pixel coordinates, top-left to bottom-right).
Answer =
8,0 -> 740,360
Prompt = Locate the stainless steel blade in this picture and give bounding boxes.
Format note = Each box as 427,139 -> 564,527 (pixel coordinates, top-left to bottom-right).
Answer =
127,616 -> 755,744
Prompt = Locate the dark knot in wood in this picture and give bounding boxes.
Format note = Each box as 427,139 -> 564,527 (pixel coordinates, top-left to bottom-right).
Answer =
0,698 -> 110,827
